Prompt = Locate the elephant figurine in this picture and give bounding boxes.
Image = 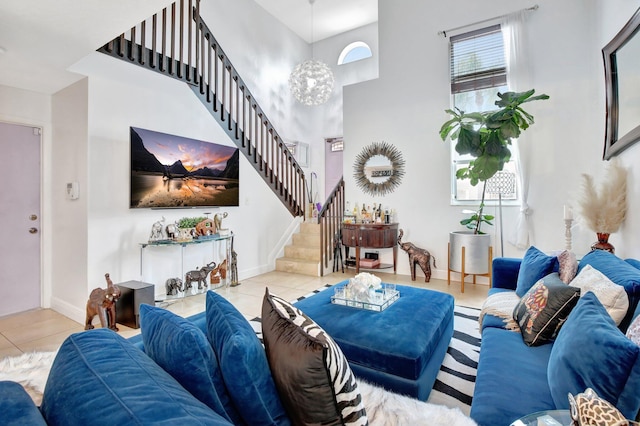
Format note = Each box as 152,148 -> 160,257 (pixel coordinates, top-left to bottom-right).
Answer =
149,217 -> 166,241
166,222 -> 179,240
165,277 -> 183,296
85,273 -> 121,331
397,229 -> 436,282
184,262 -> 216,290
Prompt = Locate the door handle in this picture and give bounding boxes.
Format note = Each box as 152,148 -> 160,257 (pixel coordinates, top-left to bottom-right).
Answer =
29,227 -> 38,234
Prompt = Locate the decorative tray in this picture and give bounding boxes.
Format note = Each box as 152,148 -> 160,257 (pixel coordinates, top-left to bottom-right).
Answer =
331,288 -> 399,312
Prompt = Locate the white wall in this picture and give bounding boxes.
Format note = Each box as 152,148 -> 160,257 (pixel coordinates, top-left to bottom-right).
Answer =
46,51 -> 295,322
9,0 -> 640,319
595,0 -> 640,259
49,0 -> 316,322
344,0 -> 640,282
50,79 -> 90,317
2,0 -> 378,321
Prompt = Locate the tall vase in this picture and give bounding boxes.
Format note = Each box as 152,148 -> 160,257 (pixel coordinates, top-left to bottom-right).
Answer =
591,232 -> 615,254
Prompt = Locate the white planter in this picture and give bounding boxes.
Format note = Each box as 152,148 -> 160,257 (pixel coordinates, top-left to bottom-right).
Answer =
449,231 -> 491,275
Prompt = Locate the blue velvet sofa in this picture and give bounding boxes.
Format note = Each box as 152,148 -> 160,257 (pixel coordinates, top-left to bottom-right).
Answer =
470,249 -> 640,426
0,291 -> 292,425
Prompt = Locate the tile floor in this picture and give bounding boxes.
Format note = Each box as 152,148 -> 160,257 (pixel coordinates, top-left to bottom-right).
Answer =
0,270 -> 489,359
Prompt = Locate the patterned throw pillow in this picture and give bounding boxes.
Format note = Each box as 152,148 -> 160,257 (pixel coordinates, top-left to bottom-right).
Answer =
513,273 -> 581,346
558,250 -> 578,284
261,289 -> 368,426
569,265 -> 629,325
627,315 -> 640,345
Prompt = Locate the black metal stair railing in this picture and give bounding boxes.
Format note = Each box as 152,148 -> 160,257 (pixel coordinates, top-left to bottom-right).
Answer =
318,178 -> 345,276
97,0 -> 305,217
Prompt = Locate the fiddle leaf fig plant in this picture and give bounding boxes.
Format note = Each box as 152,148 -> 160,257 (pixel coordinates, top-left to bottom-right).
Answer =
460,206 -> 494,235
440,89 -> 549,233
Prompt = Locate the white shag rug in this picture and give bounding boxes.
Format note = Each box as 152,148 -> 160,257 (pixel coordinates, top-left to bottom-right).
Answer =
357,379 -> 477,426
0,351 -> 56,406
0,351 -> 477,425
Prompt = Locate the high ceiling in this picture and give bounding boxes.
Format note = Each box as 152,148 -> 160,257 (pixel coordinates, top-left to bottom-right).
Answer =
255,0 -> 377,43
0,0 -> 377,95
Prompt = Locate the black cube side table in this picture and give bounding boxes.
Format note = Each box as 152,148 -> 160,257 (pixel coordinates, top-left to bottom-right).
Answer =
115,280 -> 155,329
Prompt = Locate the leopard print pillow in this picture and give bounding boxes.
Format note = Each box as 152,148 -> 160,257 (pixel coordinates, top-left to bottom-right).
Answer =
568,388 -> 626,426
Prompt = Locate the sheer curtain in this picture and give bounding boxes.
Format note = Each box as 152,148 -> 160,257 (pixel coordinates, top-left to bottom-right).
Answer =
502,10 -> 534,249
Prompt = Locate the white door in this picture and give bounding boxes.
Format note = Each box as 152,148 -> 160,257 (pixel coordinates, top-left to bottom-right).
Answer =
0,122 -> 41,316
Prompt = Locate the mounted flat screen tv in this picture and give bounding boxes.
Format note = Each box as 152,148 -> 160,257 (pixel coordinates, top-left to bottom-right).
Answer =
130,126 -> 240,208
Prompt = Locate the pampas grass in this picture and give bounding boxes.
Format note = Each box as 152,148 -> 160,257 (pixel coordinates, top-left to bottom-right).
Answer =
576,159 -> 627,234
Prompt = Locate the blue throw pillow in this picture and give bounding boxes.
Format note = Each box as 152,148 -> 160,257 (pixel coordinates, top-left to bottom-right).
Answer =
139,304 -> 240,424
580,250 -> 640,331
205,291 -> 290,426
547,292 -> 640,419
516,246 -> 557,297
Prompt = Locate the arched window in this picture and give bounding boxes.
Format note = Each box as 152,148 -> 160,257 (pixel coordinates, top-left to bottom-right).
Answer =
337,41 -> 372,65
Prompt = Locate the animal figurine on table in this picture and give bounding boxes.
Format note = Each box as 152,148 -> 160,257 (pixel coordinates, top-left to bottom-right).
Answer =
149,217 -> 166,241
184,262 -> 216,290
397,229 -> 436,282
218,259 -> 228,279
165,277 -> 183,296
165,221 -> 179,240
214,212 -> 228,233
208,263 -> 221,285
195,218 -> 216,236
85,273 -> 121,331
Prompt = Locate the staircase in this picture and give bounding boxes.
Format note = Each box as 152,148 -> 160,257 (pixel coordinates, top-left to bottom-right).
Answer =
97,0 -> 305,217
97,0 -> 345,276
275,222 -> 321,276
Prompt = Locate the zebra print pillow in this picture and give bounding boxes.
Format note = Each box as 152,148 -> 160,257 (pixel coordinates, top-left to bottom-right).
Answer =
262,289 -> 368,426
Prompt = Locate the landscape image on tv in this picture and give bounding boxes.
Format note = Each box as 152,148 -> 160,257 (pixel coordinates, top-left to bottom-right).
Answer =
130,127 -> 240,208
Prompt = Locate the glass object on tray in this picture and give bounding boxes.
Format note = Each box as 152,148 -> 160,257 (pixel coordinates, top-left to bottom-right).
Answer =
331,282 -> 399,312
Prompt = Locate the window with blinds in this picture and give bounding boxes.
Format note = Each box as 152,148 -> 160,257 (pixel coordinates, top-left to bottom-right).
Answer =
450,24 -> 506,94
448,24 -> 517,203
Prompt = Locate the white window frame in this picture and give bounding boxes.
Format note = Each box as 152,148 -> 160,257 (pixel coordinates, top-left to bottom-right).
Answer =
338,41 -> 373,65
448,25 -> 519,206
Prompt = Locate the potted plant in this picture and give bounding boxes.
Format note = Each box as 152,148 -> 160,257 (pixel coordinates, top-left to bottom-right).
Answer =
177,216 -> 207,241
575,159 -> 627,254
440,89 -> 549,274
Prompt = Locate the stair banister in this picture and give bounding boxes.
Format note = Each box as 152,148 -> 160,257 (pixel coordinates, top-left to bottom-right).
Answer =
98,0 -> 307,218
318,178 -> 345,276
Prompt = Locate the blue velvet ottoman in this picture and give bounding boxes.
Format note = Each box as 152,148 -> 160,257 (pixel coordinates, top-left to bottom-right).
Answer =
294,283 -> 454,400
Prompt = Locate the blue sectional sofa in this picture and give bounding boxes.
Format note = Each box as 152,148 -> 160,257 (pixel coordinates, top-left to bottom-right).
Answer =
0,291 -> 291,426
470,249 -> 640,426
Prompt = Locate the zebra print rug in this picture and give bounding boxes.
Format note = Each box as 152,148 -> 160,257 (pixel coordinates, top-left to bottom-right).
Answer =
248,284 -> 481,416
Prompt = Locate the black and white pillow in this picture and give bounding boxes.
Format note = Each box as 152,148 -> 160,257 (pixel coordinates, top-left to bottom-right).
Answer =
513,272 -> 581,346
261,289 -> 368,426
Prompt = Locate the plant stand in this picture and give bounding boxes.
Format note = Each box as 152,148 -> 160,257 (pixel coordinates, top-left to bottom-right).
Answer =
447,242 -> 493,293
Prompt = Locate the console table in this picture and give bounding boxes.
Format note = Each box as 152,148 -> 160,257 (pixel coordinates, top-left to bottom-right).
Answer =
140,233 -> 232,299
342,223 -> 398,274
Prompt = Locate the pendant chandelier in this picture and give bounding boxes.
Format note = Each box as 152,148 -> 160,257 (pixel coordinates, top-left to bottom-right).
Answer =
289,0 -> 335,106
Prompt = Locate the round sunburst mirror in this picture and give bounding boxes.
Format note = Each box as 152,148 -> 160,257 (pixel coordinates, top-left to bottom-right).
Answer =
353,141 -> 405,196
